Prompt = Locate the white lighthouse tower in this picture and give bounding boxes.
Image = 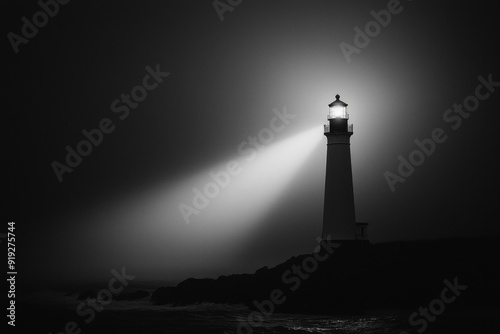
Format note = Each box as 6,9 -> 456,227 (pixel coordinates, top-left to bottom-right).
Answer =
322,94 -> 368,245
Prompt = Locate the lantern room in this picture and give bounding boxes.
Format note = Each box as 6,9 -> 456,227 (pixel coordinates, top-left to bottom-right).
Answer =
328,94 -> 348,119
324,94 -> 353,134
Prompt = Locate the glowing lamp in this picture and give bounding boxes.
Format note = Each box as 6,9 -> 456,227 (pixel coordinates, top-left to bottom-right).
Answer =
328,94 -> 348,119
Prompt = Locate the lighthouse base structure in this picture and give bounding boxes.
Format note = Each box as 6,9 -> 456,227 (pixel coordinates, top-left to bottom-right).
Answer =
320,239 -> 370,255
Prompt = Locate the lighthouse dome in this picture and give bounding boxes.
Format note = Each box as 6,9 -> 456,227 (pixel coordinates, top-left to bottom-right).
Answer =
328,94 -> 348,108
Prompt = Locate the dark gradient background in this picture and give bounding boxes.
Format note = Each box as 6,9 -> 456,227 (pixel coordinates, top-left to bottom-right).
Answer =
5,0 -> 500,288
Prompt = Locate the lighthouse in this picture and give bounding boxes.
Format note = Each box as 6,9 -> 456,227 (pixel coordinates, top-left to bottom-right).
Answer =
322,94 -> 368,245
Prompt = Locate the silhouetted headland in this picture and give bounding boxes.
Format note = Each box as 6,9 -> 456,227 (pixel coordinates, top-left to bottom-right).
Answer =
149,238 -> 499,314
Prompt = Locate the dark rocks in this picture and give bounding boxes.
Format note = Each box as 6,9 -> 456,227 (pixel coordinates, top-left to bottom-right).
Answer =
149,238 -> 500,314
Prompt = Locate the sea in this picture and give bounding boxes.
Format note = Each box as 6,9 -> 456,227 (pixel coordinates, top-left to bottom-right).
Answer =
16,291 -> 497,334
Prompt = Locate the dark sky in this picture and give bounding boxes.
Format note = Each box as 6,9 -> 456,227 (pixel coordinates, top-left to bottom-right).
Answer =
5,0 -> 500,286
